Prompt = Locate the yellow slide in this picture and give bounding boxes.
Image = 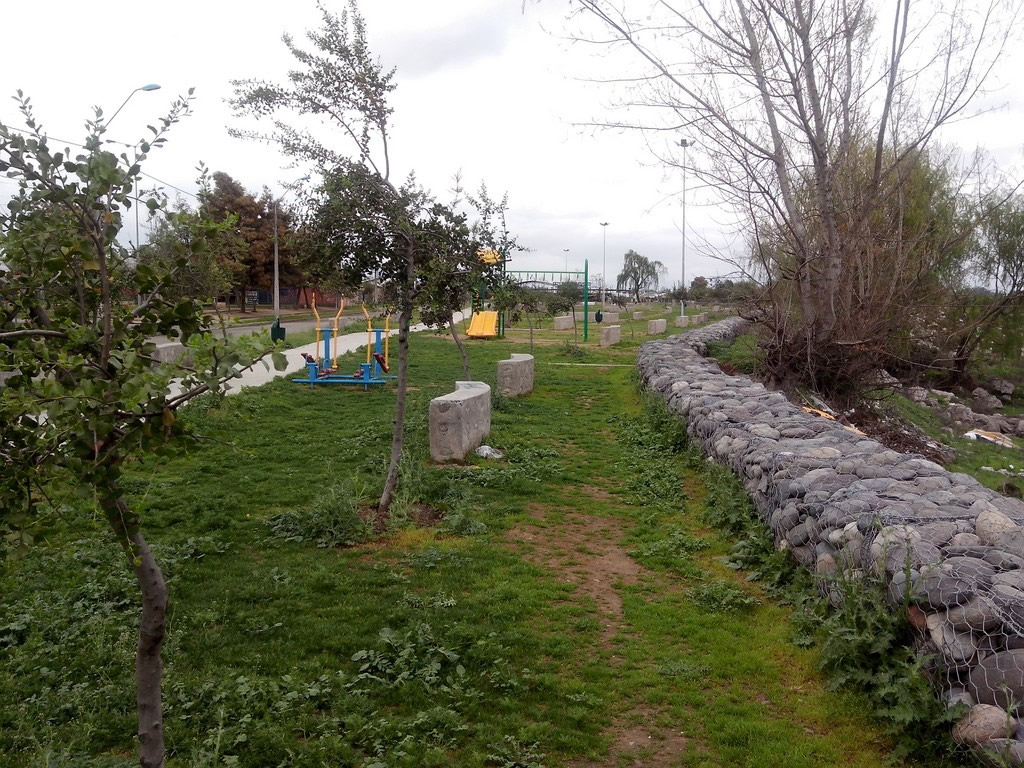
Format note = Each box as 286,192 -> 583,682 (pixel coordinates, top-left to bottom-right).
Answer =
466,310 -> 498,339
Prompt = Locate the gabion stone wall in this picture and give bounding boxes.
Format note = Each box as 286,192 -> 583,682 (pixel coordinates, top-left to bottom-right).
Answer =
639,319 -> 1024,764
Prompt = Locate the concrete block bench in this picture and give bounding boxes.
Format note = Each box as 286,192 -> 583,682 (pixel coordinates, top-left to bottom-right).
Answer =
632,311 -> 644,320
693,312 -> 707,324
497,353 -> 534,397
429,381 -> 491,462
675,315 -> 690,328
602,311 -> 619,323
553,315 -> 574,331
600,324 -> 621,346
647,318 -> 667,335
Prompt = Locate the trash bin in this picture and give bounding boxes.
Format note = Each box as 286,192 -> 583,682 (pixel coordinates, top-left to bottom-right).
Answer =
270,320 -> 286,343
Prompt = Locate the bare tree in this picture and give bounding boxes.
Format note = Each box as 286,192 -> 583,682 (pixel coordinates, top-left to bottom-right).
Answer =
566,0 -> 1020,395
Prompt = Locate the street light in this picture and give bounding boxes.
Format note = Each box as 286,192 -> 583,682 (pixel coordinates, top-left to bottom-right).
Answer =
105,84 -> 162,259
562,248 -> 570,272
679,138 -> 690,317
599,222 -> 609,305
273,175 -> 311,323
107,84 -> 161,127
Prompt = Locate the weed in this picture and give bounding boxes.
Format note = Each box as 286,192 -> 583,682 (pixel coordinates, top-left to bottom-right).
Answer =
486,735 -> 547,768
558,340 -> 587,360
266,480 -> 372,548
688,579 -> 761,613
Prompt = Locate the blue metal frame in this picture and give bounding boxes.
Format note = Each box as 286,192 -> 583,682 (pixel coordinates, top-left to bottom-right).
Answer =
292,328 -> 396,391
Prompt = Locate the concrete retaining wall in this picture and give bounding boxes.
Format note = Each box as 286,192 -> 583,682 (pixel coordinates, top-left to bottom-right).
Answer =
638,319 -> 1024,760
429,381 -> 491,462
497,353 -> 534,397
647,318 -> 667,335
600,325 -> 621,347
553,315 -> 574,331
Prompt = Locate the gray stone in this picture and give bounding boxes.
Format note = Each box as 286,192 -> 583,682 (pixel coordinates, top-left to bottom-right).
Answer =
947,688 -> 977,709
926,613 -> 978,662
945,596 -> 1002,631
600,324 -> 621,347
429,381 -> 491,462
674,314 -> 690,328
786,522 -> 811,547
995,571 -> 1024,591
970,650 -> 1024,711
496,353 -> 534,397
977,507 -> 1024,557
915,564 -> 974,609
953,704 -> 1017,745
976,738 -> 1024,767
951,533 -> 983,548
919,522 -> 958,547
942,556 -> 997,587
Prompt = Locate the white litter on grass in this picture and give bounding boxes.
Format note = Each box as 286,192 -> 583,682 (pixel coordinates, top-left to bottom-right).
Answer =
475,445 -> 504,460
964,430 -> 1016,449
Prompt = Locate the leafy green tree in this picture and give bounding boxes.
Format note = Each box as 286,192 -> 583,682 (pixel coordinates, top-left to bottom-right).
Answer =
550,280 -> 583,345
231,1 -> 502,514
138,169 -> 245,313
202,172 -> 300,313
689,275 -> 709,300
616,249 -> 666,303
0,92 -> 284,768
943,191 -> 1024,379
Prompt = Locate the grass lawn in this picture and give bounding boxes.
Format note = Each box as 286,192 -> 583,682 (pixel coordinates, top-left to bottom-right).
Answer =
1,311 -> 921,767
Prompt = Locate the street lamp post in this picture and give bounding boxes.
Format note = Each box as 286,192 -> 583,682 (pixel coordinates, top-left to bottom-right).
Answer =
273,175 -> 310,323
562,248 -> 570,272
105,84 -> 161,258
599,222 -> 609,305
679,138 -> 690,317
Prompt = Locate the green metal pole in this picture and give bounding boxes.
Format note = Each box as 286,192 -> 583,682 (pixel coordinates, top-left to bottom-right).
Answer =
583,259 -> 589,342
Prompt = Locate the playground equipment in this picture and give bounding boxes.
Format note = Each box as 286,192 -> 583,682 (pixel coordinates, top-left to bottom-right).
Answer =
466,310 -> 498,339
505,262 -> 590,341
292,297 -> 394,390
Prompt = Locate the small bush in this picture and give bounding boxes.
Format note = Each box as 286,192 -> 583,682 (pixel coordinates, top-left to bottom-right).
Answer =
266,483 -> 371,548
688,580 -> 760,613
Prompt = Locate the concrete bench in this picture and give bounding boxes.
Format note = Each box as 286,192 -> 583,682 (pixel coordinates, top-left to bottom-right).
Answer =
693,312 -> 707,324
632,311 -> 644,320
497,353 -> 534,397
647,318 -> 667,335
429,381 -> 491,462
601,311 -> 619,323
674,315 -> 689,328
600,324 -> 621,346
553,315 -> 574,331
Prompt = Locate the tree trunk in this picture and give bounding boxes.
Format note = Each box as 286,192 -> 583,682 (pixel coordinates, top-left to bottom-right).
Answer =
449,314 -> 470,379
107,497 -> 168,768
378,252 -> 414,516
571,306 -> 578,346
131,527 -> 168,768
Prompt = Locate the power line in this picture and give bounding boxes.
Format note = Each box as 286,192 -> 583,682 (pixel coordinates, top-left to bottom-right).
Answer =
2,125 -> 199,201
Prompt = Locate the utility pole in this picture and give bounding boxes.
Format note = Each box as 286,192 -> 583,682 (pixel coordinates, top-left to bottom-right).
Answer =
679,138 -> 690,317
599,222 -> 609,306
563,248 -> 570,272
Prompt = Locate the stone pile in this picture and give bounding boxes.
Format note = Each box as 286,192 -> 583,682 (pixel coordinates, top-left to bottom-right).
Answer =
638,319 -> 1024,763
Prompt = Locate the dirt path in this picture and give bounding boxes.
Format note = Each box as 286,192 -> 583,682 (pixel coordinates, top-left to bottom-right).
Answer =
510,501 -> 691,767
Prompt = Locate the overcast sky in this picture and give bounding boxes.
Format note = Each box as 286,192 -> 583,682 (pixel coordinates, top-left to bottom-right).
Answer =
1,1 -> 1021,290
